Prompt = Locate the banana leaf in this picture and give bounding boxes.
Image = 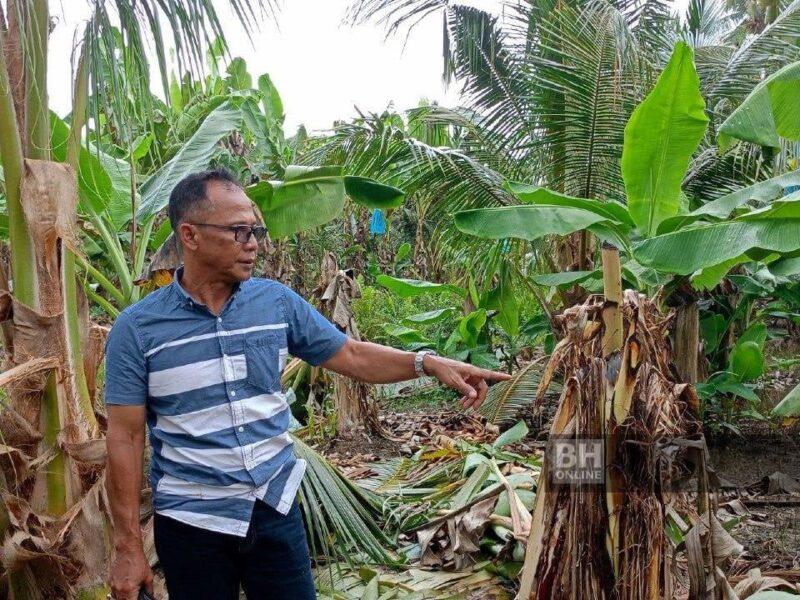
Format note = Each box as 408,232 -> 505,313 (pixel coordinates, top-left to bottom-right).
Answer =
718,61 -> 800,150
137,101 -> 244,220
248,167 -> 404,238
622,41 -> 709,237
453,205 -> 609,241
634,205 -> 800,275
376,274 -> 465,298
658,169 -> 800,232
505,182 -> 634,228
772,382 -> 800,418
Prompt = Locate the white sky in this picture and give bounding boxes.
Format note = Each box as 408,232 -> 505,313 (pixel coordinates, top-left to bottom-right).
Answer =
48,0 -> 690,135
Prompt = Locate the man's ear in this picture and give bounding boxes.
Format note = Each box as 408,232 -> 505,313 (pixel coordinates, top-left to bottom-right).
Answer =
178,222 -> 200,251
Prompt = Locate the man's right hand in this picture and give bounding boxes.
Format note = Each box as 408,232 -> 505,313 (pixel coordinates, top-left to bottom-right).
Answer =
109,544 -> 154,600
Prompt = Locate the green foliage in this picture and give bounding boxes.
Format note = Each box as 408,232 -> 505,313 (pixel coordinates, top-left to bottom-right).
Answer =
531,270 -> 601,288
344,176 -> 405,209
480,267 -> 519,337
375,274 -> 465,298
634,202 -> 800,275
719,61 -> 800,150
352,285 -> 456,346
403,308 -> 455,325
368,267 -> 543,370
492,420 -> 529,448
622,42 -> 709,236
695,370 -> 764,436
505,183 -> 635,227
380,384 -> 457,413
729,340 -> 765,382
478,360 -> 544,425
454,205 -> 609,242
293,437 -> 397,565
50,113 -> 131,229
249,166 -> 347,238
137,101 -> 244,220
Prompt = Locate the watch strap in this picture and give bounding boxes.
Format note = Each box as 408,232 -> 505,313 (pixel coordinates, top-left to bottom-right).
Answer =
414,350 -> 437,378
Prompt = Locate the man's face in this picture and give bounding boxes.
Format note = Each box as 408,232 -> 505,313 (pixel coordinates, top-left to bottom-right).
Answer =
178,180 -> 260,283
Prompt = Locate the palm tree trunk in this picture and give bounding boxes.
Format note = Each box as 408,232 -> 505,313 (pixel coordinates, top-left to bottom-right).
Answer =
0,14 -> 45,598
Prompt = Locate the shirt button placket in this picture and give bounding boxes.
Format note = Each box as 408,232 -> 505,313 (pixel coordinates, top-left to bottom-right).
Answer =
218,317 -> 241,440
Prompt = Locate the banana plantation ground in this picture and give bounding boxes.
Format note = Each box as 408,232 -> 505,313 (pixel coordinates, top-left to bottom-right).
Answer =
2,0 -> 800,599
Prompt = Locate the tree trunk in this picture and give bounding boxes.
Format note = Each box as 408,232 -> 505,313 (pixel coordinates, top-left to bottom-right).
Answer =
316,253 -> 381,437
673,301 -> 700,384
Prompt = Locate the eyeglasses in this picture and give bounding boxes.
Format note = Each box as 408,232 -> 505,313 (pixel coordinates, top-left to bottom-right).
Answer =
190,223 -> 268,243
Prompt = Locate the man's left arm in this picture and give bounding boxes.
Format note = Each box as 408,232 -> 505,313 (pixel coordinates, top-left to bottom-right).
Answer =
322,339 -> 510,409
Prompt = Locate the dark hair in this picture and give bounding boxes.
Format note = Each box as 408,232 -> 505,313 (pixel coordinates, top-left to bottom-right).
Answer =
168,168 -> 241,232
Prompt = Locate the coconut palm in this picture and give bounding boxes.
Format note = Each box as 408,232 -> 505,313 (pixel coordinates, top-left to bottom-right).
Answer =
347,0 -> 800,270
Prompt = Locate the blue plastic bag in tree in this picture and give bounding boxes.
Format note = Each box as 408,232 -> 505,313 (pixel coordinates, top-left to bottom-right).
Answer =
370,208 -> 386,235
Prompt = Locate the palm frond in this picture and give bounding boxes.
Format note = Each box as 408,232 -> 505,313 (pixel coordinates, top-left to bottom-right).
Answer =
293,435 -> 398,566
683,142 -> 765,204
681,0 -> 739,47
346,0 -> 448,39
306,114 -> 512,215
524,1 -> 649,199
616,0 -> 676,57
83,0 -> 277,152
478,360 -> 546,426
705,0 -> 800,101
302,109 -> 516,273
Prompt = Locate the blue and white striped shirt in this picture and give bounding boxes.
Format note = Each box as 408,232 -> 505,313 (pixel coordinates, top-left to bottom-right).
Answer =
104,267 -> 348,536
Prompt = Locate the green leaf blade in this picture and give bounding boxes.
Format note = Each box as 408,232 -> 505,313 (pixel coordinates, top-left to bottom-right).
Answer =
622,41 -> 709,237
772,383 -> 800,418
138,101 -> 243,220
634,219 -> 800,275
249,166 -> 345,238
718,61 -> 800,150
344,176 -> 405,209
454,205 -> 608,241
376,274 -> 466,298
505,182 -> 634,227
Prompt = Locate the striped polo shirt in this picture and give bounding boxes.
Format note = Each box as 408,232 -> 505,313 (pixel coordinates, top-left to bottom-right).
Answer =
104,267 -> 347,536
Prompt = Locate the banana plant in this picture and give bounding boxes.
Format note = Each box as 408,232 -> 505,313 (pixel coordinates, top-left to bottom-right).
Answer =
375,266 -> 521,370
74,59 -> 404,315
453,42 -> 800,295
452,39 -> 800,396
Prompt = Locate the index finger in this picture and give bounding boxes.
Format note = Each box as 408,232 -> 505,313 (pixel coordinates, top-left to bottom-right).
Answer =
469,366 -> 512,381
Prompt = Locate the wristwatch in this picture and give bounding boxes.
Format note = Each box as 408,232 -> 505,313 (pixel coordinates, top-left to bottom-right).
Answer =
414,349 -> 438,378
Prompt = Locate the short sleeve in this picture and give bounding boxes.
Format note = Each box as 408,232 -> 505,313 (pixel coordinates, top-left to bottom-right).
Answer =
280,285 -> 348,366
104,311 -> 148,406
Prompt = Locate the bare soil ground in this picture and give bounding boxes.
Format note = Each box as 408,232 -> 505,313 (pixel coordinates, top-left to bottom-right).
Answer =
710,426 -> 800,574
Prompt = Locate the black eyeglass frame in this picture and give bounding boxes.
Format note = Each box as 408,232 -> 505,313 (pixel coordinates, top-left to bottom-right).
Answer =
189,223 -> 268,243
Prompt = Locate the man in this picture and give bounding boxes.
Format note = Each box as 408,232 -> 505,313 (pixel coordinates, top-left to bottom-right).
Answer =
105,169 -> 510,600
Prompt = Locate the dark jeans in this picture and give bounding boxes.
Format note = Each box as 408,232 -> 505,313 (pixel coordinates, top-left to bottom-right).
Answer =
153,498 -> 316,600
